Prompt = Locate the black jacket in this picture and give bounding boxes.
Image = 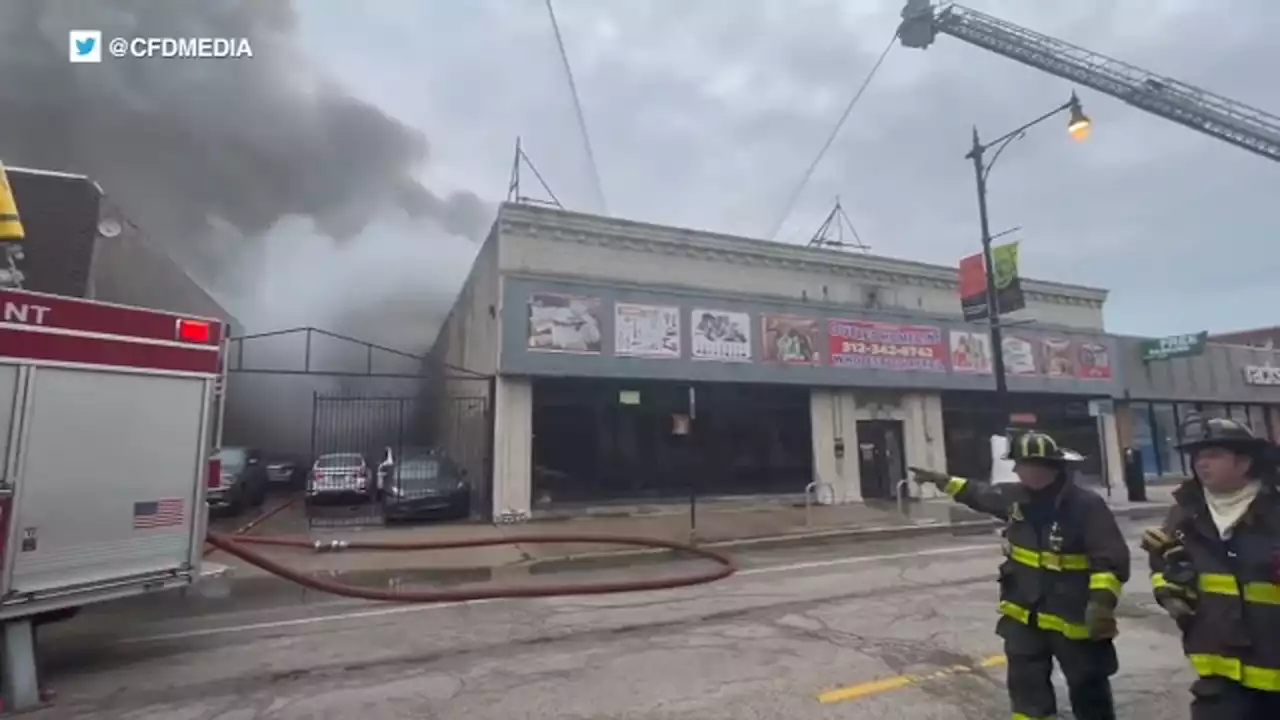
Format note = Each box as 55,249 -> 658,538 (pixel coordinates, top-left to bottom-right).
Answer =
945,475 -> 1131,641
1150,480 -> 1280,692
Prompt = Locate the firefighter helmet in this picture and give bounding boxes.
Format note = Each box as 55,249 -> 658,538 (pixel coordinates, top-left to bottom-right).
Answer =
1176,415 -> 1270,453
1004,430 -> 1082,464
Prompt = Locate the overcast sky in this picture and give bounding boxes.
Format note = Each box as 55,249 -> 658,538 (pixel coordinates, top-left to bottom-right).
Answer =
295,0 -> 1280,338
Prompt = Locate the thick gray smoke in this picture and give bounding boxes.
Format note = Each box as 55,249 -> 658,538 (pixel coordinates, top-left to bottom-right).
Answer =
0,0 -> 491,352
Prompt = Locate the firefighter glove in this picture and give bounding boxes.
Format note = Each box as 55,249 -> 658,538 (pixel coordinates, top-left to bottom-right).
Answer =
1141,528 -> 1190,567
1085,601 -> 1118,640
908,467 -> 949,489
1154,584 -> 1197,624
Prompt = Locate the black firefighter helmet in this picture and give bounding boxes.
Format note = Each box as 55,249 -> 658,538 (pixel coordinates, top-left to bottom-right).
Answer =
1176,415 -> 1271,454
1004,430 -> 1085,465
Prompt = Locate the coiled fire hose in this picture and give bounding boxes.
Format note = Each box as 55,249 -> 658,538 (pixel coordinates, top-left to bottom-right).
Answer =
204,500 -> 737,603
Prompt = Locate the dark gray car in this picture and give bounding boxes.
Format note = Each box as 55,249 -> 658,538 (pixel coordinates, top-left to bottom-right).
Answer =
382,453 -> 470,521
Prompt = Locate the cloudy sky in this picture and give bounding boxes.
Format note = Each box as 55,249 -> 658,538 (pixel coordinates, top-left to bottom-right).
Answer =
296,0 -> 1280,337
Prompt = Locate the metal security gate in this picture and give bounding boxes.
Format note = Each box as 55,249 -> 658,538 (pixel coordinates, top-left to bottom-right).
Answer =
221,326 -> 494,528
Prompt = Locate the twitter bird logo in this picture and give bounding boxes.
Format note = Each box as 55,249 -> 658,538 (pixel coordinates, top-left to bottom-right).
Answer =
69,30 -> 102,63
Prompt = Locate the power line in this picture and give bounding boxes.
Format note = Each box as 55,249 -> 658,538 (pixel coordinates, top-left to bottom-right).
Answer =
544,0 -> 608,215
766,29 -> 899,241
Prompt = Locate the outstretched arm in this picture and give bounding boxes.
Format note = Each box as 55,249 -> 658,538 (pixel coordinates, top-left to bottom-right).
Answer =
910,467 -> 1014,521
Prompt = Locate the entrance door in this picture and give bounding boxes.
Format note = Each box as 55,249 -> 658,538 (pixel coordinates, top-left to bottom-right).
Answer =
856,420 -> 906,500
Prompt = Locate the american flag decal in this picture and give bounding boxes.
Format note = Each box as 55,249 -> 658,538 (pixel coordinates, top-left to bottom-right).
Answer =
133,498 -> 185,529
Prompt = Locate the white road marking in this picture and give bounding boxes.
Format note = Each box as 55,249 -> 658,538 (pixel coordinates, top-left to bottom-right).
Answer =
117,542 -> 1003,644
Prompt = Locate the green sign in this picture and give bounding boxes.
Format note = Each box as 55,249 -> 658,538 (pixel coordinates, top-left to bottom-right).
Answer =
1139,332 -> 1208,362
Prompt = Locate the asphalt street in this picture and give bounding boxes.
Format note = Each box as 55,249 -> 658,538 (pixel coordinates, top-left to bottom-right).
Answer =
33,522 -> 1195,719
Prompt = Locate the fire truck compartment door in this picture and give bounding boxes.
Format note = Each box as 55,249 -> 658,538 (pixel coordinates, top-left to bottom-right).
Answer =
8,367 -> 207,596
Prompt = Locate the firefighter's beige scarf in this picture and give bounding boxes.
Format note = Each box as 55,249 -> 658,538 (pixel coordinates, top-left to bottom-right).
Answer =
1204,480 -> 1262,539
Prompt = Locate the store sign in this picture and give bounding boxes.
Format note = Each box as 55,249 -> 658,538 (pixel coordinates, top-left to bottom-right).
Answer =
1140,332 -> 1207,362
827,319 -> 946,372
1243,364 -> 1280,386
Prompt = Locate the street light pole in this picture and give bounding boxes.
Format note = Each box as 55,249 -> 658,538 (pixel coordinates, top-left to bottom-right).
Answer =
968,129 -> 1009,399
963,92 -> 1091,424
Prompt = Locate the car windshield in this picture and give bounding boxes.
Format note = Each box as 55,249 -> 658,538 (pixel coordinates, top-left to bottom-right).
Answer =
216,447 -> 247,471
317,453 -> 363,469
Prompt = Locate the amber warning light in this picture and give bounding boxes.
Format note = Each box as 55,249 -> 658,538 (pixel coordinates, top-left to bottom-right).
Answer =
176,318 -> 212,344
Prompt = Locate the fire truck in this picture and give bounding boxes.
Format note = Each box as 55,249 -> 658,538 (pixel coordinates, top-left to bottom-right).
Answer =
0,285 -> 226,708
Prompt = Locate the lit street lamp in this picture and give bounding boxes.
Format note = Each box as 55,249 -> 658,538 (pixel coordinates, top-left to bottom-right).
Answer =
966,92 -> 1091,414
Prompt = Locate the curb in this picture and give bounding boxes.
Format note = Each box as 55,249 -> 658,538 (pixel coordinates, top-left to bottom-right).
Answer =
521,502 -> 1174,574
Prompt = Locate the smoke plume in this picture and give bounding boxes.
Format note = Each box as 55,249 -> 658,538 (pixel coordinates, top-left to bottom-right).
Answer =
0,0 -> 491,352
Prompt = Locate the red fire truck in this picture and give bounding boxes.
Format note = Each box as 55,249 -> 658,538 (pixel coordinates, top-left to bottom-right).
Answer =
0,285 -> 226,708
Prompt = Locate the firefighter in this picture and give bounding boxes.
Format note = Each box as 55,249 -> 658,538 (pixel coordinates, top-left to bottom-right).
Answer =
911,429 -> 1129,720
1141,415 -> 1280,719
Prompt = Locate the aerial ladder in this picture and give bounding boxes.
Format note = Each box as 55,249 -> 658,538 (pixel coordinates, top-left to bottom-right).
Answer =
899,0 -> 1280,164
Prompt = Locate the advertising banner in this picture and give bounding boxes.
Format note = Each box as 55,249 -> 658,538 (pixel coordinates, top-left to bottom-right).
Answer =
1139,332 -> 1207,362
527,292 -> 603,354
992,241 -> 1026,315
614,303 -> 680,358
761,314 -> 822,364
1001,335 -> 1039,375
958,253 -> 988,322
691,309 -> 751,362
828,319 -> 946,372
1043,337 -> 1077,378
1077,341 -> 1113,380
949,330 -> 993,374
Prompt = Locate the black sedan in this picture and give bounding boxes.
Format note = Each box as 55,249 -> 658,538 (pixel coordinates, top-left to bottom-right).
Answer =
382,453 -> 471,522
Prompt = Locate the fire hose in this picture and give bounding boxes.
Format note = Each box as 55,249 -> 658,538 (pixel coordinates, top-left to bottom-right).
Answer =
204,499 -> 737,603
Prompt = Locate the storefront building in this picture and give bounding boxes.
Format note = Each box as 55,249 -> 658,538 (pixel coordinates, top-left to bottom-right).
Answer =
1114,335 -> 1280,482
432,202 -> 1120,519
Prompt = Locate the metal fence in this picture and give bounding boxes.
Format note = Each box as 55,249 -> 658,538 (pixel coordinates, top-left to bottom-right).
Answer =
305,393 -> 493,527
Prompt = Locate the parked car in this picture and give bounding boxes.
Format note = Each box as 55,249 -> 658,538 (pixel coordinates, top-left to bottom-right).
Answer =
208,446 -> 268,514
377,445 -> 436,485
266,454 -> 307,490
382,451 -> 471,521
307,452 -> 374,499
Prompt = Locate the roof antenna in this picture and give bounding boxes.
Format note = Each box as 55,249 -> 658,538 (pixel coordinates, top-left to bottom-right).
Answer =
506,137 -> 565,209
806,197 -> 870,252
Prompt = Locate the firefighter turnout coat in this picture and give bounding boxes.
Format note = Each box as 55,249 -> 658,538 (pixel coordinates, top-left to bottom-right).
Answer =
944,476 -> 1131,640
1151,480 -> 1280,692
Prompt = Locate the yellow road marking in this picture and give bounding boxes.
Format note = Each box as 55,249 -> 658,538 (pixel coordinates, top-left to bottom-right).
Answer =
817,654 -> 1007,704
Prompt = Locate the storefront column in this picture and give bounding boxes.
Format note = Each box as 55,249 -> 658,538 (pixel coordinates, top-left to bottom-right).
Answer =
902,393 -> 949,500
492,375 -> 533,519
810,388 -> 860,503
1098,410 -> 1125,495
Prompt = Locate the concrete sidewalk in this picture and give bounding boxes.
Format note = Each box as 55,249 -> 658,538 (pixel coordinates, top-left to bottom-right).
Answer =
210,483 -> 1177,583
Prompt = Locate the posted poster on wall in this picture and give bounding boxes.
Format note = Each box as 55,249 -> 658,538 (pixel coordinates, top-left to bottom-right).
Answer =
827,319 -> 946,372
527,292 -> 604,354
614,303 -> 681,358
691,309 -> 752,362
1043,337 -> 1077,378
1077,341 -> 1113,380
761,314 -> 822,365
949,330 -> 993,374
1001,335 -> 1039,375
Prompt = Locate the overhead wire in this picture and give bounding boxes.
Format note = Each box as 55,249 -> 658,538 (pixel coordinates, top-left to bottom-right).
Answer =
765,28 -> 900,241
544,0 -> 609,215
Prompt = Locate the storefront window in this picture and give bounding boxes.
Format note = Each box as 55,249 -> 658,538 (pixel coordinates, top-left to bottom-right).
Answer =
1151,403 -> 1182,477
1129,402 -> 1158,477
1229,405 -> 1251,426
1248,405 -> 1269,440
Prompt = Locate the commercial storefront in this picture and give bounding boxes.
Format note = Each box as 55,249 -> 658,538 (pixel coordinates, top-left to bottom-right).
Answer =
1115,335 -> 1280,481
502,275 -> 1121,511
433,202 -> 1119,519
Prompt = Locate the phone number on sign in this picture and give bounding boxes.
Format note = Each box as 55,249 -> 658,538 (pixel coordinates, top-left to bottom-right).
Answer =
836,342 -> 937,358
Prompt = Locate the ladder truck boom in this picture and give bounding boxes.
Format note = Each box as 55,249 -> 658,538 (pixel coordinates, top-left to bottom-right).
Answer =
899,0 -> 1280,164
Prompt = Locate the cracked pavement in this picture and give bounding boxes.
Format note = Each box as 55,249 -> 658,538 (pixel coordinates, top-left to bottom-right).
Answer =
32,526 -> 1196,718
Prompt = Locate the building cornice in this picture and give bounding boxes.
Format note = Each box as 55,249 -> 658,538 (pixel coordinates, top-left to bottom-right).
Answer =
497,203 -> 1108,309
